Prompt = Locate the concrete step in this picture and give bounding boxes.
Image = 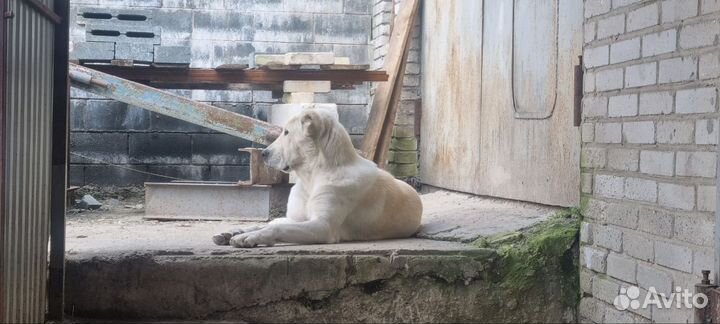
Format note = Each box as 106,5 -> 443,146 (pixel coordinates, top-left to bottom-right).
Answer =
65,191 -> 577,322
144,182 -> 290,221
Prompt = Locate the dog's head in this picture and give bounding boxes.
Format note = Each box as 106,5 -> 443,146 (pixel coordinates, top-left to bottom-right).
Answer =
263,107 -> 354,172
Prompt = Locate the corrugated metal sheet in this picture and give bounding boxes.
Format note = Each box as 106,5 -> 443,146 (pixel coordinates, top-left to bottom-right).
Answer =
2,0 -> 56,322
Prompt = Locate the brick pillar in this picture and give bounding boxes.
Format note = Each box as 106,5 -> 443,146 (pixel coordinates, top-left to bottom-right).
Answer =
371,0 -> 421,178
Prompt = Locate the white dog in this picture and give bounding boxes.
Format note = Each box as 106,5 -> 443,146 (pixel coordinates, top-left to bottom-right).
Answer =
213,107 -> 422,248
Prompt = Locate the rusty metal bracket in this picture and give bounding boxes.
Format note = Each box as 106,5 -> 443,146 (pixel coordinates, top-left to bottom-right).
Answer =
69,63 -> 282,145
238,148 -> 287,185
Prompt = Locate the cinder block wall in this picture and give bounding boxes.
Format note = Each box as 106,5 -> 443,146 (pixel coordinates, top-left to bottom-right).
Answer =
580,0 -> 719,322
68,0 -> 373,186
371,0 -> 421,178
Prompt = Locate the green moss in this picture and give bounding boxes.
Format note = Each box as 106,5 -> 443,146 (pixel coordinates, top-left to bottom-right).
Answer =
472,209 -> 581,307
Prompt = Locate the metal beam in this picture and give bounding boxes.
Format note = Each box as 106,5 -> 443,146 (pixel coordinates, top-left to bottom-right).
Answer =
69,63 -> 282,145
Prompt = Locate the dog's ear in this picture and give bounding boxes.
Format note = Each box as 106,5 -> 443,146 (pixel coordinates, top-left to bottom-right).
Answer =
301,111 -> 319,138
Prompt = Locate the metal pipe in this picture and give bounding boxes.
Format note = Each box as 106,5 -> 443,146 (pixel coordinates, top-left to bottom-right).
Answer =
69,63 -> 282,145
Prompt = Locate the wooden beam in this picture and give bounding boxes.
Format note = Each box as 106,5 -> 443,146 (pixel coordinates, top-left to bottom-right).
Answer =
82,65 -> 388,85
360,0 -> 420,164
23,0 -> 62,24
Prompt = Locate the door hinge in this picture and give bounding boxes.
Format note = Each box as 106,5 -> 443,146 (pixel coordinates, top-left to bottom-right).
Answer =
573,56 -> 583,127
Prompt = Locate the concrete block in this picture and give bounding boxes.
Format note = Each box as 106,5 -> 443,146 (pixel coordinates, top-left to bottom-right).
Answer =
391,137 -> 418,151
284,0 -> 344,13
150,113 -> 212,133
680,21 -> 720,49
625,62 -> 657,88
314,14 -> 370,45
595,174 -> 624,199
624,234 -> 653,262
584,45 -> 609,68
610,38 -> 640,64
333,44 -> 369,64
85,23 -> 161,44
191,134 -> 252,165
585,0 -> 611,17
608,94 -> 638,117
282,92 -> 315,103
585,20 -> 597,43
581,147 -> 606,168
83,165 -> 149,186
70,42 -> 115,60
699,52 -> 720,80
69,165 -> 84,186
703,0 -> 720,13
595,122 -> 622,144
613,0 -> 642,8
582,246 -> 608,273
652,306 -> 693,323
675,151 -> 716,178
388,151 -> 418,164
607,253 -> 637,283
694,248 -> 714,275
70,100 -> 86,130
658,182 -> 695,211
674,214 -> 714,246
624,177 -> 657,202
388,163 -> 418,177
594,225 -> 623,252
658,56 -> 697,83
595,68 -> 624,91
607,148 -> 639,172
582,172 -> 593,193
639,91 -> 673,115
597,14 -> 625,39
192,11 -> 254,41
592,276 -> 620,304
154,46 -> 191,64
344,0 -> 371,14
580,222 -> 593,244
145,165 -> 209,182
114,42 -> 153,62
697,185 -> 716,212
253,12 -> 314,43
83,100 -> 151,131
662,0 -> 698,23
284,52 -> 335,65
642,29 -> 677,57
270,103 -> 338,127
129,133 -> 192,164
70,132 -> 129,164
605,203 -> 639,229
579,297 -> 605,323
657,120 -> 694,144
638,207 -> 674,238
622,121 -> 655,144
605,307 -> 647,324
675,87 -> 717,114
283,81 -> 331,93
584,71 -> 596,93
585,198 -> 609,222
637,263 -> 672,296
580,269 -> 593,295
582,123 -> 595,143
208,165 -> 250,182
627,3 -> 659,32
337,104 -> 368,135
640,150 -> 674,176
582,96 -> 608,118
655,241 -> 692,272
695,119 -> 718,144
333,56 -> 351,65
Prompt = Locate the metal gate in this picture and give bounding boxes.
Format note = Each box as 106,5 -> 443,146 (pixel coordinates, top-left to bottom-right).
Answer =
1,0 -> 69,322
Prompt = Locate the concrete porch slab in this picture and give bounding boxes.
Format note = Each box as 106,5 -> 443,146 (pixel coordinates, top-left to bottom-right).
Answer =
64,191 -> 574,322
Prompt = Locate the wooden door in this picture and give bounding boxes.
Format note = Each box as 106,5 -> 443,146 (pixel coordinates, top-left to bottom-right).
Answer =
421,0 -> 583,207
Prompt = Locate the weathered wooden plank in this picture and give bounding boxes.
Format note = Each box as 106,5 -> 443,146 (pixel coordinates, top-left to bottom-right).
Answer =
69,63 -> 282,145
360,0 -> 420,162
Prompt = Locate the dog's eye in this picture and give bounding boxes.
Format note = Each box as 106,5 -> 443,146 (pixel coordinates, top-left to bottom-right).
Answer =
284,129 -> 289,135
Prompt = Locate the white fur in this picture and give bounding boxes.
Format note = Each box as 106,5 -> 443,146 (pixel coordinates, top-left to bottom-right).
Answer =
213,108 -> 422,248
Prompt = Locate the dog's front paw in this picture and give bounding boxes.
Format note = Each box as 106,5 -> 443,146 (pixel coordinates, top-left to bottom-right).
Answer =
212,229 -> 243,246
230,231 -> 274,248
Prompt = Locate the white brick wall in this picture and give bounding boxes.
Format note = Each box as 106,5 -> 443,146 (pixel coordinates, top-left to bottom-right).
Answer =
580,1 -> 717,322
